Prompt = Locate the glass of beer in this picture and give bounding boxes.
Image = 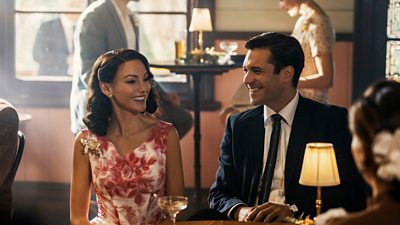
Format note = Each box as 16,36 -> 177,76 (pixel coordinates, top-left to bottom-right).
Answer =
174,30 -> 187,63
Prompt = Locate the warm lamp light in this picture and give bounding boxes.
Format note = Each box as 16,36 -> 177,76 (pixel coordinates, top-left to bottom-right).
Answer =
189,8 -> 213,54
299,142 -> 340,216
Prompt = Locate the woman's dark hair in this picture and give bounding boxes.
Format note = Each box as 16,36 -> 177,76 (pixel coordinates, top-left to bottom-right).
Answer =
350,80 -> 400,202
244,32 -> 304,88
83,49 -> 158,136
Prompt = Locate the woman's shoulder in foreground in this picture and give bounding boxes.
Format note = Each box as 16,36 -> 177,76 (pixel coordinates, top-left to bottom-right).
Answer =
325,198 -> 400,225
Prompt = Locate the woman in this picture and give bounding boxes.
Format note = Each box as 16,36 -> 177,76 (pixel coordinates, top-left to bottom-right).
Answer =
70,49 -> 185,225
323,80 -> 400,225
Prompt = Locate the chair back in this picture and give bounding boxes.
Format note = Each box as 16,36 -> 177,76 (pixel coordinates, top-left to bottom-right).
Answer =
0,100 -> 24,224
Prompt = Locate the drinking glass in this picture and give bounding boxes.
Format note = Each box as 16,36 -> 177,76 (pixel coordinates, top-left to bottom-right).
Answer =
157,196 -> 188,224
174,30 -> 187,62
219,41 -> 238,55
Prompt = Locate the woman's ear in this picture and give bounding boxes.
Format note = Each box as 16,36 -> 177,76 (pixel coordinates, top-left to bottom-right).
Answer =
99,81 -> 113,98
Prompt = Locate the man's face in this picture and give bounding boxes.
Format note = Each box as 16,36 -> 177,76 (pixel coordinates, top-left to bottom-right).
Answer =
243,48 -> 286,107
279,0 -> 302,17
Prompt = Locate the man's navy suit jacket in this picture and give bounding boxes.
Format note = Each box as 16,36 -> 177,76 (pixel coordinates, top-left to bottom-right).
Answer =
209,95 -> 366,218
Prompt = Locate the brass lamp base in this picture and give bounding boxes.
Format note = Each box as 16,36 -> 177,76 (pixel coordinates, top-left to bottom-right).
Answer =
316,186 -> 322,216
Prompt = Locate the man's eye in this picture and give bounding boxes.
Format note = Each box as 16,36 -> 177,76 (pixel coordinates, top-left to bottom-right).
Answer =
253,70 -> 262,74
127,80 -> 136,83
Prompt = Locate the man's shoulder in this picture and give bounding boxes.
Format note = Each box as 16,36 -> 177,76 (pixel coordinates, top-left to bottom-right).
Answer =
230,105 -> 263,122
300,96 -> 348,117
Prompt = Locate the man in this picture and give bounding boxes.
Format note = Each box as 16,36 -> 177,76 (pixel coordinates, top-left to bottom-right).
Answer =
209,32 -> 366,222
219,0 -> 334,125
32,0 -> 81,76
279,0 -> 335,103
70,0 -> 192,137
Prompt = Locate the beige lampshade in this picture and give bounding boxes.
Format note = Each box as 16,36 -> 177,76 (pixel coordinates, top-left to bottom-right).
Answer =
299,142 -> 341,187
189,8 -> 213,32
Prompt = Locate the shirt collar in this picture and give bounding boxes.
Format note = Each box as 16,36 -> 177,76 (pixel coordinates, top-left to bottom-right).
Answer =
263,92 -> 299,127
60,14 -> 74,29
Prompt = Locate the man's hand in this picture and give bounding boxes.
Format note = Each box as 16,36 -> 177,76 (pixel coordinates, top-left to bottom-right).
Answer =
244,202 -> 293,223
234,206 -> 254,221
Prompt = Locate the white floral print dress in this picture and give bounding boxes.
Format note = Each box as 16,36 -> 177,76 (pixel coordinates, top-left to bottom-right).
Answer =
81,121 -> 172,225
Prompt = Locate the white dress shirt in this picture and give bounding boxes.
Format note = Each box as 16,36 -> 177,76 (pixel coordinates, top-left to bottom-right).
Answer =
259,92 -> 299,205
111,0 -> 136,50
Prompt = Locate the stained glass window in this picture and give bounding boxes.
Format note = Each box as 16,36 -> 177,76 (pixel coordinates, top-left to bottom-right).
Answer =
386,0 -> 400,80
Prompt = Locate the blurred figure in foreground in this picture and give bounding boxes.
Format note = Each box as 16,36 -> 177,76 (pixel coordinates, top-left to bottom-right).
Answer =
320,80 -> 400,225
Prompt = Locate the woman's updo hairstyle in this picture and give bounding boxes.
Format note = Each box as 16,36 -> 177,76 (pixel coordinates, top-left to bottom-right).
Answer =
350,80 -> 400,201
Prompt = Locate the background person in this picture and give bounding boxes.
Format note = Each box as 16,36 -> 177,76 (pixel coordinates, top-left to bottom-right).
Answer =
70,49 -> 184,225
209,32 -> 365,223
32,0 -> 81,76
279,0 -> 335,103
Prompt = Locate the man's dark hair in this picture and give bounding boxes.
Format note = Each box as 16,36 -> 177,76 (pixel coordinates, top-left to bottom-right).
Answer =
244,32 -> 304,87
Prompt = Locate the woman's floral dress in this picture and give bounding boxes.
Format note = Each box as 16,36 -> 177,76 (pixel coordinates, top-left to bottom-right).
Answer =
81,121 -> 172,225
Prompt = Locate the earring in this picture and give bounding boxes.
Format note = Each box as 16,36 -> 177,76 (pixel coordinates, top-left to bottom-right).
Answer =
108,94 -> 112,98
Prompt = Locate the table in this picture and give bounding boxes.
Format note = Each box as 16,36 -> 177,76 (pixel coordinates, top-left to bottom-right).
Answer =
151,61 -> 241,198
163,220 -> 286,225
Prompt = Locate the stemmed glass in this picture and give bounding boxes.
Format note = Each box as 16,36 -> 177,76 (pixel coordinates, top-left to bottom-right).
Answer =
157,196 -> 188,224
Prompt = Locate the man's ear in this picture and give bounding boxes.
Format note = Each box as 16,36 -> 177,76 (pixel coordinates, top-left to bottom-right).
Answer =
280,65 -> 294,83
99,81 -> 113,97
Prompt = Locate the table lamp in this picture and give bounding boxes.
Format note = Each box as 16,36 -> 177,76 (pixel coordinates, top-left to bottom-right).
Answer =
189,8 -> 213,54
299,142 -> 341,216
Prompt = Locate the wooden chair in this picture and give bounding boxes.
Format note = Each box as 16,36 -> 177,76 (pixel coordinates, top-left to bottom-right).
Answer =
0,100 -> 25,224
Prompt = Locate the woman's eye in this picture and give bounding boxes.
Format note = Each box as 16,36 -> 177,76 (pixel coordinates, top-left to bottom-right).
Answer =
126,80 -> 136,84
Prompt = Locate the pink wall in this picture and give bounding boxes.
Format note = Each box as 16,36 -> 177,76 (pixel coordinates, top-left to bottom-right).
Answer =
15,41 -> 353,189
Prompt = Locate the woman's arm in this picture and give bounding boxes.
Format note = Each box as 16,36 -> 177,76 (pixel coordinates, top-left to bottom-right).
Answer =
298,53 -> 334,89
70,132 -> 92,225
165,127 -> 185,196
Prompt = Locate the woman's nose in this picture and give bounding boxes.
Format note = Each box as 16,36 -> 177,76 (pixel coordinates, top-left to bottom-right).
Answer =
137,80 -> 150,92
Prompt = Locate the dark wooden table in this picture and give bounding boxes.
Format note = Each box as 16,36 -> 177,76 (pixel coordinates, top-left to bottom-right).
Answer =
150,61 -> 241,199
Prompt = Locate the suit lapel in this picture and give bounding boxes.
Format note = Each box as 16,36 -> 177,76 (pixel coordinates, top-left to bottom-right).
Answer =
129,15 -> 139,51
244,106 -> 265,204
285,96 -> 313,189
55,18 -> 69,53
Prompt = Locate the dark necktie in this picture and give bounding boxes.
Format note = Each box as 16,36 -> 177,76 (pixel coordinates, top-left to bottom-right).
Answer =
258,114 -> 282,204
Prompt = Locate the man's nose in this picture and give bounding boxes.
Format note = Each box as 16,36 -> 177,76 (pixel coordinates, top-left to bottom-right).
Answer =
243,71 -> 252,84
